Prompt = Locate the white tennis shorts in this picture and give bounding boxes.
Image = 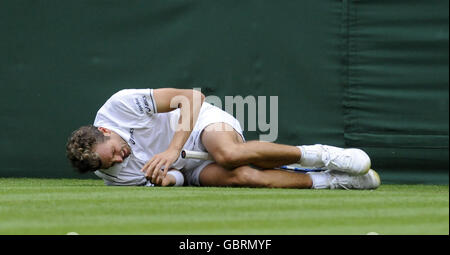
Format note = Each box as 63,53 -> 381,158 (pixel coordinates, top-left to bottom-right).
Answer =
179,102 -> 245,186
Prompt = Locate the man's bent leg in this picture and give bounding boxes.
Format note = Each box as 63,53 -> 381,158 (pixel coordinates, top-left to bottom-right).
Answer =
200,123 -> 301,169
198,163 -> 380,190
198,163 -> 313,189
201,123 -> 372,175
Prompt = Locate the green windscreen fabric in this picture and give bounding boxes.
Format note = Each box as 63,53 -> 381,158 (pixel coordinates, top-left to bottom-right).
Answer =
342,0 -> 449,172
0,0 -> 448,182
0,1 -> 344,178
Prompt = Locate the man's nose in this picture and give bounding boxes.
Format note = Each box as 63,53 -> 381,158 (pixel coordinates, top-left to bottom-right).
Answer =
114,155 -> 123,163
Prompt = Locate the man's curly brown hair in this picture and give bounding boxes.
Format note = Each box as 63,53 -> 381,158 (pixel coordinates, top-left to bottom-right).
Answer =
66,125 -> 110,173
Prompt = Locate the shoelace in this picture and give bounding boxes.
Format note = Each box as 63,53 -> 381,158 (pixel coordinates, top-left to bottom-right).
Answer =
329,171 -> 376,190
330,176 -> 350,190
322,147 -> 352,170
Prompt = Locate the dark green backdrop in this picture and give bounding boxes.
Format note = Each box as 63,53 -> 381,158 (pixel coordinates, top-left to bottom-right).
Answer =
1,0 -> 448,183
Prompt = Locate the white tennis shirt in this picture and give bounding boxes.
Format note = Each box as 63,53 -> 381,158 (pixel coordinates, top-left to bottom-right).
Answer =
93,89 -> 186,186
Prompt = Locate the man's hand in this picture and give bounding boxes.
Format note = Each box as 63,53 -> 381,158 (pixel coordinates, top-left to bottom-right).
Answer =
153,172 -> 177,186
141,148 -> 180,184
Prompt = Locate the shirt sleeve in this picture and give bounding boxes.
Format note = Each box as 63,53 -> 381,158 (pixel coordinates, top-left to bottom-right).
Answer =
111,88 -> 157,116
94,89 -> 157,129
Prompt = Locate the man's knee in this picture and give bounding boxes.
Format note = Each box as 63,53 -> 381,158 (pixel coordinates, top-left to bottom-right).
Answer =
212,145 -> 244,168
229,166 -> 269,187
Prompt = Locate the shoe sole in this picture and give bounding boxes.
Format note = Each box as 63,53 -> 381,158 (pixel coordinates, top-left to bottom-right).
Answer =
367,169 -> 381,189
359,150 -> 371,175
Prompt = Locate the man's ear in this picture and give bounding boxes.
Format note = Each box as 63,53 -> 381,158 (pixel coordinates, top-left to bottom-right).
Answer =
98,127 -> 112,136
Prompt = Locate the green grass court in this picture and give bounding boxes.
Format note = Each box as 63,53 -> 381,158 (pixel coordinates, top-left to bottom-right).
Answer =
0,178 -> 448,235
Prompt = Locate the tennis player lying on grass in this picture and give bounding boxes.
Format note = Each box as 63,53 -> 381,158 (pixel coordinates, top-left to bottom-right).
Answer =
66,88 -> 380,190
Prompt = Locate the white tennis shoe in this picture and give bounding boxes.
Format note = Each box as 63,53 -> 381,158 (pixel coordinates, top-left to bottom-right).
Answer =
298,144 -> 372,175
321,145 -> 371,176
327,169 -> 381,190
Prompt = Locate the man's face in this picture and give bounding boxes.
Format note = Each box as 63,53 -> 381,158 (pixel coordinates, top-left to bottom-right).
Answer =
93,128 -> 131,169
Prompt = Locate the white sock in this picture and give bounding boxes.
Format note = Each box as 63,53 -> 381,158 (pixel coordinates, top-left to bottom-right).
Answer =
307,171 -> 330,189
297,145 -> 325,167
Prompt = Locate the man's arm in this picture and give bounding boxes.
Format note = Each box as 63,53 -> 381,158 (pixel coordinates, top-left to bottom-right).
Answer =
153,88 -> 205,150
141,88 -> 205,185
